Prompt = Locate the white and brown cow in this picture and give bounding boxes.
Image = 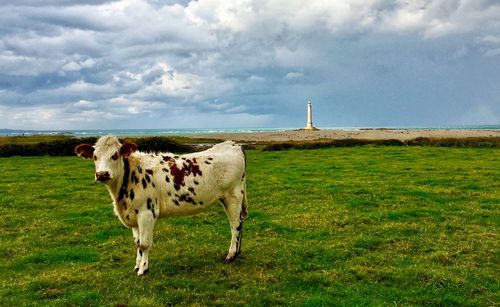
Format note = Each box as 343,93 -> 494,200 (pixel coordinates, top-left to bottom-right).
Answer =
75,135 -> 248,275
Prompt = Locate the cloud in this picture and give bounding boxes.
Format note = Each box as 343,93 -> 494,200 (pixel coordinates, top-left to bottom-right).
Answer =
476,34 -> 500,57
0,0 -> 499,129
479,35 -> 500,45
378,0 -> 500,38
284,72 -> 304,80
61,58 -> 96,72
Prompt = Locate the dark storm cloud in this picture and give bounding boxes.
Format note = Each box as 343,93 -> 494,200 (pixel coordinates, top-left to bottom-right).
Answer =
0,0 -> 499,129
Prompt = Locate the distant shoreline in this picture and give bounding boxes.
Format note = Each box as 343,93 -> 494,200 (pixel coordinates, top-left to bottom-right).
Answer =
1,126 -> 499,138
182,129 -> 500,143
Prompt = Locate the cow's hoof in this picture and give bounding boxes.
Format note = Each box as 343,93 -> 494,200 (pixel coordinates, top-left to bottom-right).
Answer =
224,250 -> 241,263
224,255 -> 237,263
137,268 -> 149,276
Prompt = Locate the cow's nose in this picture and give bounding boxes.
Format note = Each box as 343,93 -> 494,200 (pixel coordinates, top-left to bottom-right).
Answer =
95,171 -> 111,182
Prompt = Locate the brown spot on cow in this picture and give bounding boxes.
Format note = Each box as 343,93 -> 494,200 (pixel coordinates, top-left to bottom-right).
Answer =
145,158 -> 201,205
130,189 -> 135,200
178,194 -> 196,205
130,171 -> 138,184
142,178 -> 147,189
187,160 -> 202,177
163,156 -> 174,162
137,166 -> 143,174
117,158 -> 130,201
169,163 -> 186,190
146,169 -> 153,175
148,198 -> 156,218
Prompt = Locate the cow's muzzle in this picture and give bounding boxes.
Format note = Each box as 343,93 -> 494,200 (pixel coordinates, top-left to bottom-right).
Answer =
95,171 -> 111,182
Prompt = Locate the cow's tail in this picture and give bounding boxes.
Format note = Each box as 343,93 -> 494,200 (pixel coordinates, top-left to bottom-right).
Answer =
240,148 -> 248,220
241,181 -> 248,220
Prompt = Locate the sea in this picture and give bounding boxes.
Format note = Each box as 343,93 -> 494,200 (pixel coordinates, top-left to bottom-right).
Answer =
0,125 -> 499,137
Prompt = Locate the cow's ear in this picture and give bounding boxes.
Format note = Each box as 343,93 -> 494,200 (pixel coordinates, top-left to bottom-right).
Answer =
120,142 -> 137,158
74,144 -> 94,159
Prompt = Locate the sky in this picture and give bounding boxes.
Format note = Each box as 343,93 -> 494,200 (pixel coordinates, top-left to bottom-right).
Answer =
0,0 -> 499,130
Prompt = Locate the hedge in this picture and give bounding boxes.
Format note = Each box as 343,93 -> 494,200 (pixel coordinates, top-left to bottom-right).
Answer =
0,136 -> 194,157
1,136 -> 498,156
262,137 -> 500,151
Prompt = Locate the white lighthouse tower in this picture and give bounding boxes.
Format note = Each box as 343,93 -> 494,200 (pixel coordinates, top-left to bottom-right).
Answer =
305,101 -> 317,130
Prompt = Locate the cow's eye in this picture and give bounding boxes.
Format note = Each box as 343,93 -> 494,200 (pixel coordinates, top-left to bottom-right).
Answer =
111,152 -> 119,160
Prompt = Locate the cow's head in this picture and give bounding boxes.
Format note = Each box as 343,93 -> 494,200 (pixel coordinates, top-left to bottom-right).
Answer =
75,135 -> 137,184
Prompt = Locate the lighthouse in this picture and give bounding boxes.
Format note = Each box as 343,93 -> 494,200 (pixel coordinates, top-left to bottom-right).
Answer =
305,101 -> 316,130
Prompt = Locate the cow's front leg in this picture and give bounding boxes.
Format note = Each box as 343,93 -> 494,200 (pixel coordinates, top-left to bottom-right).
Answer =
132,227 -> 141,272
137,211 -> 155,276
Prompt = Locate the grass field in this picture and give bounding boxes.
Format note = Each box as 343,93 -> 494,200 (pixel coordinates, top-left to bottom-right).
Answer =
0,146 -> 498,306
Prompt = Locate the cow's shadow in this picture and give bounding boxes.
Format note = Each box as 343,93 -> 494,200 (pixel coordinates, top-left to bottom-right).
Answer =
146,250 -> 246,277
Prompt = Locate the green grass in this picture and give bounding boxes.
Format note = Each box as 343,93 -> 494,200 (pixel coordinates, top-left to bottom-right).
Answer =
0,147 -> 498,306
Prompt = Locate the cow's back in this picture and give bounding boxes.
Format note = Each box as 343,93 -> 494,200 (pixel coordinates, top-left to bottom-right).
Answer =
153,141 -> 245,217
189,141 -> 245,189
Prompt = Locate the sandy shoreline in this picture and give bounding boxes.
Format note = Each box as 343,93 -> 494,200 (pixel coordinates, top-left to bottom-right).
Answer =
183,129 -> 500,143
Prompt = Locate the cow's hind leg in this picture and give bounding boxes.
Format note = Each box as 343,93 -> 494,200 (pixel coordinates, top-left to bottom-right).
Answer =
221,190 -> 245,263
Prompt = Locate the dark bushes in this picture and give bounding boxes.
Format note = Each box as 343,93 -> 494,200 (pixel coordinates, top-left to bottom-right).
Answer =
262,139 -> 404,151
0,137 -> 97,157
405,137 -> 500,147
262,137 -> 500,151
0,136 -> 194,157
126,136 -> 193,154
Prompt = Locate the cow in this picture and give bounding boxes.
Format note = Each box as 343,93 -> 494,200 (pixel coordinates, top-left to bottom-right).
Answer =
75,135 -> 248,275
